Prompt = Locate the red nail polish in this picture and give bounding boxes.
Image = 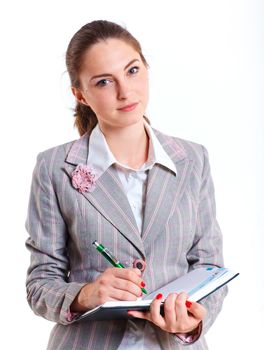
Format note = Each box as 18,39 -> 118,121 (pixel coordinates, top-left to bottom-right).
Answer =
156,293 -> 163,300
141,281 -> 146,287
185,300 -> 192,308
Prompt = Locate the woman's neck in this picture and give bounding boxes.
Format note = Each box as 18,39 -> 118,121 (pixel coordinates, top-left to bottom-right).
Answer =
99,120 -> 149,170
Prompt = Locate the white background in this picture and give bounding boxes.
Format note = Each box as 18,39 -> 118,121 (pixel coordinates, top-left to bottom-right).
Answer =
0,1 -> 263,349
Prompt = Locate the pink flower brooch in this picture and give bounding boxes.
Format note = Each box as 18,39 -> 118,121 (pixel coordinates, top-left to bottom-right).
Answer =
71,164 -> 98,193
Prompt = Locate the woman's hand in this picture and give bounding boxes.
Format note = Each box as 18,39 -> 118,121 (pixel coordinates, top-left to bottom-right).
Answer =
128,292 -> 207,334
70,267 -> 144,312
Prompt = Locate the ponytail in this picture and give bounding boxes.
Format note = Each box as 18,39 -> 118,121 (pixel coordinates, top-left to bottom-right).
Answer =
74,103 -> 98,136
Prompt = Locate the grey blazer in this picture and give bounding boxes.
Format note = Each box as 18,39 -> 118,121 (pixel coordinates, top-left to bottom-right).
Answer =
25,127 -> 227,350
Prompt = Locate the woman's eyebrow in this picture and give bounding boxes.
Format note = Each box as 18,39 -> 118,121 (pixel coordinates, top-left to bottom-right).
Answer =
90,59 -> 140,81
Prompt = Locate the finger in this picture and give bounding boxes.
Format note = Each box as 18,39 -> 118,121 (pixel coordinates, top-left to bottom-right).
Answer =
127,310 -> 150,320
173,293 -> 203,333
96,273 -> 142,300
131,268 -> 142,276
113,268 -> 145,291
163,293 -> 178,326
111,280 -> 143,299
149,294 -> 167,329
102,268 -> 144,297
104,277 -> 142,300
128,268 -> 147,291
186,301 -> 207,321
174,292 -> 189,322
113,267 -> 141,279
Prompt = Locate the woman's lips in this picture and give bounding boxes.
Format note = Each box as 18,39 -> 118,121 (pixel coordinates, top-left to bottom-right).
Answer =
118,102 -> 138,112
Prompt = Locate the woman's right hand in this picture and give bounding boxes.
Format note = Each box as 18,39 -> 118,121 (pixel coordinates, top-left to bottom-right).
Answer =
70,267 -> 144,312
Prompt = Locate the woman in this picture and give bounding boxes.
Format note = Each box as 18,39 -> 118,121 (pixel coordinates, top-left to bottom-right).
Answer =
25,20 -> 227,349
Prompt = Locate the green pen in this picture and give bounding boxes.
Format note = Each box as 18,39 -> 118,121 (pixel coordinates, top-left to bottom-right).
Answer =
92,240 -> 147,294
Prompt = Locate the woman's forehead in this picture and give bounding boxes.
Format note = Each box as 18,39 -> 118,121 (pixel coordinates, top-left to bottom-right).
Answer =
80,38 -> 141,75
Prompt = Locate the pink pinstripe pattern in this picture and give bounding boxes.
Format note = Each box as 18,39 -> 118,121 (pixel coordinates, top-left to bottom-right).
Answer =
113,225 -> 118,261
149,240 -> 157,291
97,211 -> 102,267
166,139 -> 187,160
57,324 -> 71,350
107,166 -> 126,191
36,159 -> 49,270
72,325 -> 81,350
68,133 -> 88,164
103,322 -> 115,350
174,206 -> 184,272
48,149 -> 58,259
47,325 -> 60,350
166,332 -> 173,350
129,239 -> 134,267
159,135 -> 187,161
35,164 -> 42,251
145,166 -> 159,193
143,172 -> 171,241
97,181 -> 139,236
167,160 -> 190,222
77,194 -> 85,275
87,322 -> 98,349
85,192 -> 110,220
163,223 -> 171,284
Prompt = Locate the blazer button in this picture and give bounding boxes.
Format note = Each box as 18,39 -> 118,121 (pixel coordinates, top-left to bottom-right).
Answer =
133,259 -> 146,272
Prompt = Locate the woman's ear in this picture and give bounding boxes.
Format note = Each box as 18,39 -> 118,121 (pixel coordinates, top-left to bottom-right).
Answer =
71,87 -> 89,106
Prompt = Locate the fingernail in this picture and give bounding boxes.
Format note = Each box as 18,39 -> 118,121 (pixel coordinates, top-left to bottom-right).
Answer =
185,300 -> 192,308
141,281 -> 146,287
156,293 -> 163,300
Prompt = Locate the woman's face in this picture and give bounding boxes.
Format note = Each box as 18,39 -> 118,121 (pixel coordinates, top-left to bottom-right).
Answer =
73,38 -> 149,130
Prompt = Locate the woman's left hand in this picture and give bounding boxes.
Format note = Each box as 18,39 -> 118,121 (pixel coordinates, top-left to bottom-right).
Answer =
128,292 -> 207,334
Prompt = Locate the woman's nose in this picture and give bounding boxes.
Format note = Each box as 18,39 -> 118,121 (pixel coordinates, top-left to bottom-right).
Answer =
117,80 -> 131,100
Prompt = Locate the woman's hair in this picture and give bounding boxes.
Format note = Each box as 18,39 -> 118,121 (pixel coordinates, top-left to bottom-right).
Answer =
66,20 -> 150,136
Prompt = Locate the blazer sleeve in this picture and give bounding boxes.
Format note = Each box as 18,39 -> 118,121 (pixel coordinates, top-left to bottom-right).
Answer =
25,153 -> 86,325
186,145 -> 228,336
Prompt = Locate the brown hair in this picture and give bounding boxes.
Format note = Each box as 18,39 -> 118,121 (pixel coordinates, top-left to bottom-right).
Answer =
66,20 -> 150,136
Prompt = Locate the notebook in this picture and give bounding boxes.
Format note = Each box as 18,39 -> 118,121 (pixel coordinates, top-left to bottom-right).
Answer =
74,267 -> 239,322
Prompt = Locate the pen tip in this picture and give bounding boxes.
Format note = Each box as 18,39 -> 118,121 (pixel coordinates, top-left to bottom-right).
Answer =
92,240 -> 97,246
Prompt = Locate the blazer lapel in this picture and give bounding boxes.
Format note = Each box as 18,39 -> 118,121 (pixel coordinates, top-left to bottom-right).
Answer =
63,133 -> 145,257
141,131 -> 194,249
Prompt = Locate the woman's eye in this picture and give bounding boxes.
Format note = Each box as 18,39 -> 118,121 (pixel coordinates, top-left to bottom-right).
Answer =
96,79 -> 111,87
129,66 -> 139,74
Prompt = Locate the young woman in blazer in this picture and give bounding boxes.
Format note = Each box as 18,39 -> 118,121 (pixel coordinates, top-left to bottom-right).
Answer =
26,20 -> 227,350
